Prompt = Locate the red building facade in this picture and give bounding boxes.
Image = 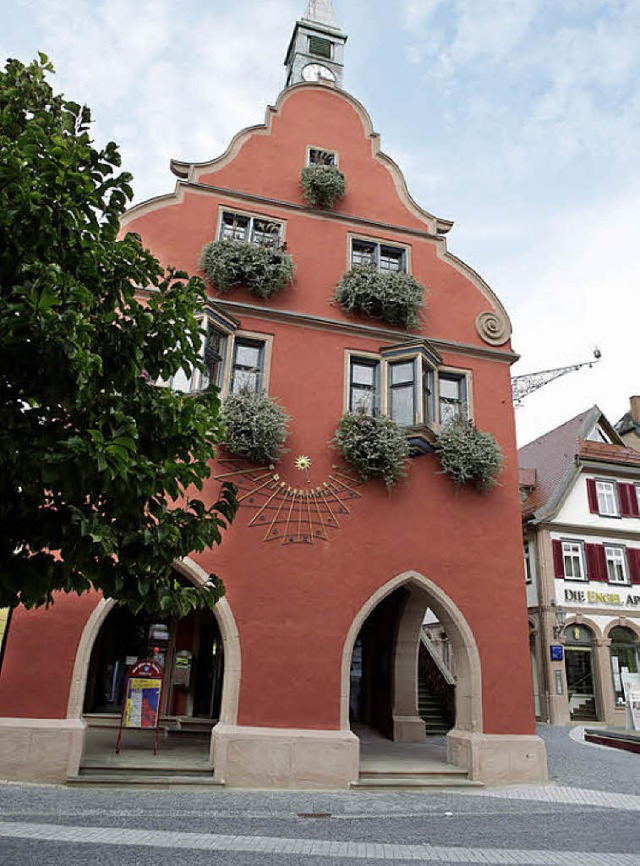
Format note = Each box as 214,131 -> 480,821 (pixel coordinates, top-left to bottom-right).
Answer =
0,3 -> 547,787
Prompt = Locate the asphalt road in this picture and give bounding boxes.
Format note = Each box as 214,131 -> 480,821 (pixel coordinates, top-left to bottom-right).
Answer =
0,726 -> 638,865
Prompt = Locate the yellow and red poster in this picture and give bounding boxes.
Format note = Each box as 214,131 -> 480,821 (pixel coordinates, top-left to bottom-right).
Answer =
123,678 -> 162,729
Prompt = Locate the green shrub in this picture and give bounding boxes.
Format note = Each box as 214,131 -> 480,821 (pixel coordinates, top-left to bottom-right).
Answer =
335,267 -> 425,329
200,239 -> 294,300
300,163 -> 346,208
333,412 -> 409,490
221,390 -> 289,464
435,420 -> 504,491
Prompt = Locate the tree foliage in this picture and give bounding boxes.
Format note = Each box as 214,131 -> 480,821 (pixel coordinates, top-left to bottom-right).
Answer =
0,55 -> 237,614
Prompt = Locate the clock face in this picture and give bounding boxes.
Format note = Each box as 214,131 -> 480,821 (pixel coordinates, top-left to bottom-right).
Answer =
302,63 -> 336,83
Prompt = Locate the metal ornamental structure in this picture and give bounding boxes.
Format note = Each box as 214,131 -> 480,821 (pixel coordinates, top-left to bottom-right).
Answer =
511,349 -> 601,407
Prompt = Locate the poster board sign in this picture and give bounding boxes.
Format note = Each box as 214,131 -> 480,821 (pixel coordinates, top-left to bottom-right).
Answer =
116,659 -> 164,755
621,672 -> 640,731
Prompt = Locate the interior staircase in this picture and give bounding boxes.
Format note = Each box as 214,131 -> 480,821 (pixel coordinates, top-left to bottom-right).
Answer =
418,681 -> 451,735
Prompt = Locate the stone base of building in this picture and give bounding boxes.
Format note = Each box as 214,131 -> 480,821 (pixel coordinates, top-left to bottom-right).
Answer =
211,724 -> 359,789
0,717 -> 86,784
446,728 -> 548,784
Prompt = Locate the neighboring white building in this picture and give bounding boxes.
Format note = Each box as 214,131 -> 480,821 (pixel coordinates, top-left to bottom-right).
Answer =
519,407 -> 640,726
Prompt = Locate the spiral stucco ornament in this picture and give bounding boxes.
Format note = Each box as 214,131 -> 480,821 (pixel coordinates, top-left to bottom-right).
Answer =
475,310 -> 511,346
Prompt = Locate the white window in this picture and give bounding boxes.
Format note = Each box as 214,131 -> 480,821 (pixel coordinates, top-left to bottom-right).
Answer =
219,210 -> 283,248
636,485 -> 640,512
596,480 -> 619,516
605,546 -> 628,584
524,541 -> 533,584
351,238 -> 406,273
562,541 -> 585,580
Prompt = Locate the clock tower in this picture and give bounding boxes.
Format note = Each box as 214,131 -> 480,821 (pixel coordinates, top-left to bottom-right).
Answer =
284,0 -> 347,87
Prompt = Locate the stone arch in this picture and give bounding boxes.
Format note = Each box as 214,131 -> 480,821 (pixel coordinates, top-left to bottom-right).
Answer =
604,617 -> 640,641
66,557 -> 241,726
564,615 -> 603,642
340,569 -> 482,734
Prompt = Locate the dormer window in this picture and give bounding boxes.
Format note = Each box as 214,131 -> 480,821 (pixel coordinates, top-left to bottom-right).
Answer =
219,210 -> 283,248
308,35 -> 332,59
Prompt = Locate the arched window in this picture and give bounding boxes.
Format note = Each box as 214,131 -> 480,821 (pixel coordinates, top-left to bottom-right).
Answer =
609,626 -> 640,706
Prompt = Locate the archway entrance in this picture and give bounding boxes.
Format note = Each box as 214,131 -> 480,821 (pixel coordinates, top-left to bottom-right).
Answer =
343,572 -> 482,784
84,606 -> 224,725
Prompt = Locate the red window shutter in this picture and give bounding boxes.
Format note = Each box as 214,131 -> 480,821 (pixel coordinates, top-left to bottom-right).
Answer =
629,549 -> 640,585
619,484 -> 633,517
585,543 -> 601,581
552,540 -> 565,578
597,544 -> 609,582
627,484 -> 640,518
586,478 -> 599,513
585,543 -> 608,582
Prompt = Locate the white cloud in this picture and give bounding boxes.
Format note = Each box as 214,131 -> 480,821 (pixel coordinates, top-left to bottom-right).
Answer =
509,185 -> 640,445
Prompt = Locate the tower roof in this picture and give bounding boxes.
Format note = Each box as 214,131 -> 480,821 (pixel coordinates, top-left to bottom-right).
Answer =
302,0 -> 339,30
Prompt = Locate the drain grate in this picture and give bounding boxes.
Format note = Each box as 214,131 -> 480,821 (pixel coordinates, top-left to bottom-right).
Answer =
297,813 -> 332,819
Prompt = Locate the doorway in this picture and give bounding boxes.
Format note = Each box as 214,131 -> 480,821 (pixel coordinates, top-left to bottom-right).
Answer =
564,624 -> 598,721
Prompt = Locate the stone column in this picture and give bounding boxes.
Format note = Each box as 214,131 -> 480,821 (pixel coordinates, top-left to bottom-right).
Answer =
593,637 -> 615,726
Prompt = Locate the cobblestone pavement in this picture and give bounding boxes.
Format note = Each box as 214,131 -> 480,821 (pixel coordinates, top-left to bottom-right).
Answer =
0,725 -> 637,865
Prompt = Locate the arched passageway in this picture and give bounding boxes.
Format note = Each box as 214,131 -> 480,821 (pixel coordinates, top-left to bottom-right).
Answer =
342,571 -> 482,747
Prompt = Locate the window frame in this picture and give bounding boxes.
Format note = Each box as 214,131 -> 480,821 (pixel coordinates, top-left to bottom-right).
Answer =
604,545 -> 629,585
595,478 -> 620,517
347,233 -> 410,275
306,146 -> 338,167
216,207 -> 286,249
343,349 -> 471,431
437,370 -> 469,428
561,539 -> 587,582
524,540 -> 534,585
348,356 -> 380,415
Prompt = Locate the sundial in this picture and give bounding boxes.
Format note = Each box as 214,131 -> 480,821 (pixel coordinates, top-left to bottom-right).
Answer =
215,456 -> 363,545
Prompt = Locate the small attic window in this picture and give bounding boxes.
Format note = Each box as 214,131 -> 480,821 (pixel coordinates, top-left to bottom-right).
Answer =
308,148 -> 337,166
308,35 -> 332,59
587,425 -> 610,444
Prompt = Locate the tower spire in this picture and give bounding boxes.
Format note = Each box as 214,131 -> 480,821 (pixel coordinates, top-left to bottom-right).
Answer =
302,0 -> 339,30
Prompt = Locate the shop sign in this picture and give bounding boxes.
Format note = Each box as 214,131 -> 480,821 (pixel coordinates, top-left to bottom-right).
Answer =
563,588 -> 640,607
550,645 -> 564,662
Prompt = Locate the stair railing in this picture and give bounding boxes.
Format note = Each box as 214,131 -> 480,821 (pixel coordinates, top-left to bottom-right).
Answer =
418,635 -> 455,729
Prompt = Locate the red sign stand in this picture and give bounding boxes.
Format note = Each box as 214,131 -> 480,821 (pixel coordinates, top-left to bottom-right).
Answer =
115,658 -> 164,756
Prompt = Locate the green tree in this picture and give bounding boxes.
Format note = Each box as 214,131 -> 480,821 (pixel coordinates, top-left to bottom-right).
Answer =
0,55 -> 237,615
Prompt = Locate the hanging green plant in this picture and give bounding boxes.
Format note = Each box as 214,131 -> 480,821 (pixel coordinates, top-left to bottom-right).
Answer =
221,389 -> 289,464
300,163 -> 346,208
335,267 -> 425,329
435,420 -> 504,491
200,239 -> 294,300
333,412 -> 409,490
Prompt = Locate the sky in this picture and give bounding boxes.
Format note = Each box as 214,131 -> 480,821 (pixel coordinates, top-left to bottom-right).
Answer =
2,0 -> 639,446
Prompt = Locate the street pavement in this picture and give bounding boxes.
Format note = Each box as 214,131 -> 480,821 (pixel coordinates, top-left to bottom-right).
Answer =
0,725 -> 638,865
